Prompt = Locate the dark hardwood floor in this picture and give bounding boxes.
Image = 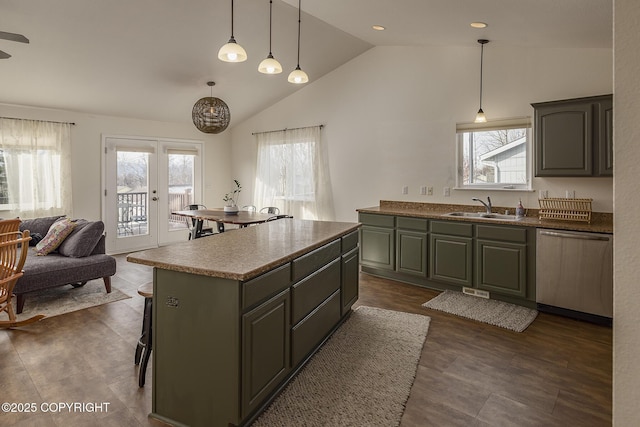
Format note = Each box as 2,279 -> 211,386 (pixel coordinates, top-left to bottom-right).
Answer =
1,255 -> 611,426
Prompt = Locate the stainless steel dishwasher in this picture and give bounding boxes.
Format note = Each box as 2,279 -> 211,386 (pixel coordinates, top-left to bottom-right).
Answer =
536,228 -> 613,322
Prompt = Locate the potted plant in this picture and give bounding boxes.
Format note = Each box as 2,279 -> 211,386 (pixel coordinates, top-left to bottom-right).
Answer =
223,179 -> 241,214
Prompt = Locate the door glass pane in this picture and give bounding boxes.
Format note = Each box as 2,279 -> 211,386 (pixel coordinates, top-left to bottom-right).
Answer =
117,150 -> 149,238
168,153 -> 195,231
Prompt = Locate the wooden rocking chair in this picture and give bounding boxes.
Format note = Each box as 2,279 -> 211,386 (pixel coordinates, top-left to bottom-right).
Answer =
0,229 -> 45,328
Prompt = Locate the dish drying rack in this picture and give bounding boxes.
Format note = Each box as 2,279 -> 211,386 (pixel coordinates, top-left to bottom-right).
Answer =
538,197 -> 592,223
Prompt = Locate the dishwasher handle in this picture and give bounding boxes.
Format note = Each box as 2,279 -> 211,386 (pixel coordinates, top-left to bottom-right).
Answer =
539,230 -> 611,241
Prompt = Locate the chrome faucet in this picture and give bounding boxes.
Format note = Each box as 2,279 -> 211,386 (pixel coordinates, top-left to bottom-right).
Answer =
472,196 -> 492,214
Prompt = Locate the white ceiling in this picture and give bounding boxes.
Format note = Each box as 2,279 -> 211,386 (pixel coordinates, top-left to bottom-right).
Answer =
0,0 -> 612,128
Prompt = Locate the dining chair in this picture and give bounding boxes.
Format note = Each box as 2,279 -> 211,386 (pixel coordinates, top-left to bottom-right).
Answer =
242,205 -> 257,212
266,214 -> 293,222
183,204 -> 215,239
0,229 -> 45,328
260,206 -> 280,215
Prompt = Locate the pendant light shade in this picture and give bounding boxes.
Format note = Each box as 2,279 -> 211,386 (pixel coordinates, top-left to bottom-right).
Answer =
474,39 -> 489,123
288,0 -> 309,84
258,0 -> 282,74
218,0 -> 247,63
192,82 -> 231,134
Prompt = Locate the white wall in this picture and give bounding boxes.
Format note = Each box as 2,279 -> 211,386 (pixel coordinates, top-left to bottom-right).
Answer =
0,103 -> 231,220
231,45 -> 613,222
613,0 -> 640,424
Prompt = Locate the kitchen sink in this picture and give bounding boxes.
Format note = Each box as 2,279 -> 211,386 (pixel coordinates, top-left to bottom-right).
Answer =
443,212 -> 519,220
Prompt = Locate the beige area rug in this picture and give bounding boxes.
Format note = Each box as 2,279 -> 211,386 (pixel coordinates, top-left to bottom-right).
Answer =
14,281 -> 131,321
253,306 -> 431,427
423,290 -> 538,332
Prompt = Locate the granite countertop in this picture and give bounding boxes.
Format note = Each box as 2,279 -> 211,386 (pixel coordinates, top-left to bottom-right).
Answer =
127,219 -> 360,281
357,200 -> 613,234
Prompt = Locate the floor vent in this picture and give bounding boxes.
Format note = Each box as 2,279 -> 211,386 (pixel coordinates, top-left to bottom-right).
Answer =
462,287 -> 490,299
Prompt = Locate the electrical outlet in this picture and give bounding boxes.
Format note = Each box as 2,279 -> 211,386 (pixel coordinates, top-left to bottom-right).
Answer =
565,190 -> 575,198
539,190 -> 548,199
402,186 -> 408,195
420,186 -> 427,195
427,186 -> 433,196
443,187 -> 450,197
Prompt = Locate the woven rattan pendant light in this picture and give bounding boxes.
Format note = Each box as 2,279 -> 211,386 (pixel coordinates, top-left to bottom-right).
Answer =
192,81 -> 230,134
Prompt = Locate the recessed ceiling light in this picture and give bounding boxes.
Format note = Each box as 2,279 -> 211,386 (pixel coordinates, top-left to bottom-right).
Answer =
372,25 -> 385,31
470,22 -> 488,29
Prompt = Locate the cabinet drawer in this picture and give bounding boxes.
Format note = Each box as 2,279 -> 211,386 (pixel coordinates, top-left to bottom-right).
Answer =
292,258 -> 340,324
397,217 -> 428,232
291,290 -> 341,367
431,220 -> 473,237
476,225 -> 527,243
342,230 -> 359,252
359,213 -> 395,228
292,239 -> 341,282
242,263 -> 291,310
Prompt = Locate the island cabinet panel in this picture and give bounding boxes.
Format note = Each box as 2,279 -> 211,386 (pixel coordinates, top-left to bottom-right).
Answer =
341,247 -> 359,315
242,289 -> 291,418
292,239 -> 341,281
153,269 -> 241,427
242,263 -> 291,310
291,290 -> 341,366
291,258 -> 341,324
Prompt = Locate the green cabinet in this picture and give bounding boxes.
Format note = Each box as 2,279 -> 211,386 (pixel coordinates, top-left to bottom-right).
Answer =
429,221 -> 473,287
242,289 -> 291,417
359,213 -> 395,270
532,94 -> 613,177
396,217 -> 428,278
341,247 -> 359,315
475,225 -> 528,298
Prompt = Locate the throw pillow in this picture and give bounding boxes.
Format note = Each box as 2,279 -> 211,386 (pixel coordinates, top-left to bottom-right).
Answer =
28,233 -> 43,247
34,217 -> 76,256
57,220 -> 105,258
20,216 -> 66,237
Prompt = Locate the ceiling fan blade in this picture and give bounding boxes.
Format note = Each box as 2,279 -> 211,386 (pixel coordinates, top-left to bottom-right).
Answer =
0,50 -> 11,59
0,31 -> 29,44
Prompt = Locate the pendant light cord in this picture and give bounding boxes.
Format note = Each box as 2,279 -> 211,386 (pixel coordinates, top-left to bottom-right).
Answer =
479,42 -> 484,110
231,0 -> 235,38
268,0 -> 273,55
296,0 -> 301,67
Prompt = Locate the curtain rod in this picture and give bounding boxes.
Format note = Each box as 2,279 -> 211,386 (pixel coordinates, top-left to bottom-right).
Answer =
252,124 -> 323,136
0,116 -> 76,126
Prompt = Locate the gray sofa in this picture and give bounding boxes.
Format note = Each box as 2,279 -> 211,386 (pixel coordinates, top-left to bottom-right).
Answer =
14,216 -> 117,314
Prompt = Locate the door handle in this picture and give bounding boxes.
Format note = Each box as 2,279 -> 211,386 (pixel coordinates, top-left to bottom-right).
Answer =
539,230 -> 610,241
152,197 -> 158,201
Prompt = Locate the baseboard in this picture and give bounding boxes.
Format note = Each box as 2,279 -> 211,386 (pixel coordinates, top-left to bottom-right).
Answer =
537,303 -> 612,327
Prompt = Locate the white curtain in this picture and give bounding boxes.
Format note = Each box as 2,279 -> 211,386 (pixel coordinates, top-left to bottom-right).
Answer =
254,126 -> 334,220
0,118 -> 72,217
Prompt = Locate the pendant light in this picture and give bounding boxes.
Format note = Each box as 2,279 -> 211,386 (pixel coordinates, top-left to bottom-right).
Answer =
474,39 -> 489,123
258,0 -> 282,74
218,0 -> 247,63
192,81 -> 231,134
288,0 -> 309,84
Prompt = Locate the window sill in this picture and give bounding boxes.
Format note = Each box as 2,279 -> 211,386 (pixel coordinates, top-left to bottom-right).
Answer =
454,187 -> 535,192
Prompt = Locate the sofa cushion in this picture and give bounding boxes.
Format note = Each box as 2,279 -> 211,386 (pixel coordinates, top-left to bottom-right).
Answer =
20,216 -> 65,237
35,217 -> 76,255
58,220 -> 105,258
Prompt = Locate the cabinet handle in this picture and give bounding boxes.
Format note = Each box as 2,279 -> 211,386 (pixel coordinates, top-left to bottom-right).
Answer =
539,230 -> 610,241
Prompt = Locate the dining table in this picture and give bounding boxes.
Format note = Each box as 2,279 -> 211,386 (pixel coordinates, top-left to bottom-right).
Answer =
172,208 -> 280,238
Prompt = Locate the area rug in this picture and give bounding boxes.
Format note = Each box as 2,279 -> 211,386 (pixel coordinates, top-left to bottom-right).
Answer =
14,281 -> 131,321
422,290 -> 537,332
253,306 -> 431,427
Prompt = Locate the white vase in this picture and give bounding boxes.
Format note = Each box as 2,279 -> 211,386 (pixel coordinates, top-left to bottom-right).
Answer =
224,205 -> 239,214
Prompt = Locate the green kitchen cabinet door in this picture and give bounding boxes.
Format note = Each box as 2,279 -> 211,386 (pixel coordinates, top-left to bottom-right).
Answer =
596,96 -> 613,176
241,288 -> 291,418
396,229 -> 428,277
341,247 -> 359,315
429,234 -> 473,287
475,240 -> 527,298
359,225 -> 395,270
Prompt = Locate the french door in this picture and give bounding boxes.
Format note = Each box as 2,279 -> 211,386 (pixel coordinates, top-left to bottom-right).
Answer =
103,136 -> 204,254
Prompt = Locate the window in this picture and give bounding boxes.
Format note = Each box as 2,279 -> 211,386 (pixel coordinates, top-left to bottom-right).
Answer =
456,118 -> 531,190
0,118 -> 72,216
254,126 -> 334,220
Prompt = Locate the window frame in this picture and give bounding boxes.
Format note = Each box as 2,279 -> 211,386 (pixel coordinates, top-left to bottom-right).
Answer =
455,117 -> 533,191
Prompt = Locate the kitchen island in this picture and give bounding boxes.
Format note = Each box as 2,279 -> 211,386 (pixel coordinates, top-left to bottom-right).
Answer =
127,219 -> 360,427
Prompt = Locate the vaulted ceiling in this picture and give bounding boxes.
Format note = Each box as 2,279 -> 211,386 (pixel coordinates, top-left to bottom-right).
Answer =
0,0 -> 612,126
